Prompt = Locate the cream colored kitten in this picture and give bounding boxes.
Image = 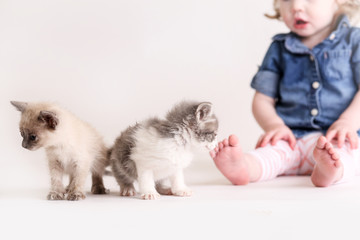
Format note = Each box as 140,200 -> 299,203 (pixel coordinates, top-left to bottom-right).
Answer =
11,101 -> 109,201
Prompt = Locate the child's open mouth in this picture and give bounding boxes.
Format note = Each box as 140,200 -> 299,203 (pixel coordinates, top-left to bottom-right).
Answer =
294,18 -> 308,29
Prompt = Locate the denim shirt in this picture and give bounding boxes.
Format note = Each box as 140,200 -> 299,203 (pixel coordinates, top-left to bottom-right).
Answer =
251,16 -> 360,138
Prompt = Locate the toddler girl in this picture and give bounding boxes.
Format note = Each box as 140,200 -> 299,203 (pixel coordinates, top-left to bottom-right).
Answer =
211,0 -> 360,187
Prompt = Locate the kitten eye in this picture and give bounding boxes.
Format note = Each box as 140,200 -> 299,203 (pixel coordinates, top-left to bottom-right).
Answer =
29,134 -> 37,141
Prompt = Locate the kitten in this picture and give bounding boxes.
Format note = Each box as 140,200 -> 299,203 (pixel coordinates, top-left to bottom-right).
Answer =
110,101 -> 218,200
11,101 -> 109,201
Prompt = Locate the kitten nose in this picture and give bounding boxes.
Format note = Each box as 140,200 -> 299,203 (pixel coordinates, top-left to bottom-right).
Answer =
206,140 -> 218,151
22,141 -> 29,149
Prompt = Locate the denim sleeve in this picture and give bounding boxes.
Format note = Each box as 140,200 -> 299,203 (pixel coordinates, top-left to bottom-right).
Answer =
351,29 -> 360,86
250,41 -> 282,99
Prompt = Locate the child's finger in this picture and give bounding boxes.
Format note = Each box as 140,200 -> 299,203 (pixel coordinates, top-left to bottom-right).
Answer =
256,134 -> 268,149
260,132 -> 274,148
337,131 -> 346,148
288,133 -> 297,150
347,132 -> 359,149
325,130 -> 337,142
255,134 -> 264,148
353,133 -> 359,149
271,132 -> 282,146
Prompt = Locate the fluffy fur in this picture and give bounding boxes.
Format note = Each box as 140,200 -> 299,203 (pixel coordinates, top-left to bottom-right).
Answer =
11,101 -> 109,201
110,101 -> 218,200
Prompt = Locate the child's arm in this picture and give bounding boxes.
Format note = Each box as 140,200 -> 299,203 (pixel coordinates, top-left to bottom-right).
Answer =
326,90 -> 360,149
252,91 -> 296,149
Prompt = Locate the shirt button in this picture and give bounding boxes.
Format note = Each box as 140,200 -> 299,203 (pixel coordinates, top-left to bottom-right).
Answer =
312,81 -> 320,89
311,108 -> 318,116
309,55 -> 314,61
329,33 -> 336,40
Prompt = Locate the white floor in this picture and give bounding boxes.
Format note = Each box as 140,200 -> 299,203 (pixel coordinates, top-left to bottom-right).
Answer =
2,157 -> 360,240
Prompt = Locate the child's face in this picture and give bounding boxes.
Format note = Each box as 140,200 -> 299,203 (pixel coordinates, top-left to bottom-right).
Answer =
279,0 -> 340,40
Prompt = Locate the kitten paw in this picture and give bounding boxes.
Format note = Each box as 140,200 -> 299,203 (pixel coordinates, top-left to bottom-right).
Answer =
91,185 -> 109,195
156,187 -> 173,196
67,191 -> 86,201
172,188 -> 192,197
120,187 -> 136,197
47,191 -> 65,200
141,192 -> 160,200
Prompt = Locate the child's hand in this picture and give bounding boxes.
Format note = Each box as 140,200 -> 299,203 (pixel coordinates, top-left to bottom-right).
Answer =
256,124 -> 296,150
326,119 -> 358,149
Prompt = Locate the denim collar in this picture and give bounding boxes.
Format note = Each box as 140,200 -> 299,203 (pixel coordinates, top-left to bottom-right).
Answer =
273,15 -> 351,54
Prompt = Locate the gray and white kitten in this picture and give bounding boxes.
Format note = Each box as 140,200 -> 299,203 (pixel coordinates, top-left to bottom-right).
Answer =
110,101 -> 218,200
11,101 -> 109,201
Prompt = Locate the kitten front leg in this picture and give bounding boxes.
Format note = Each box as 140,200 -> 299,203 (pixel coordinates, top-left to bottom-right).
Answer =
66,162 -> 90,201
119,182 -> 136,197
137,169 -> 159,200
65,174 -> 74,193
170,169 -> 192,197
111,167 -> 136,196
47,159 -> 66,200
91,173 -> 108,195
91,153 -> 109,194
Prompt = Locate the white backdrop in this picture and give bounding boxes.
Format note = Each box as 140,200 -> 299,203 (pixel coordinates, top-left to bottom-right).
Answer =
0,0 -> 286,191
1,0 -> 287,151
0,0 -> 288,187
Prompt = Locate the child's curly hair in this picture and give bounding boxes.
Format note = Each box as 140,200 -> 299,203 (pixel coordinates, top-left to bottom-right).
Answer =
265,0 -> 360,24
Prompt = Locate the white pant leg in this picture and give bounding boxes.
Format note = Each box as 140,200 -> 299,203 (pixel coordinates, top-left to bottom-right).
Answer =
248,133 -> 360,182
248,140 -> 301,181
248,132 -> 324,181
295,132 -> 322,175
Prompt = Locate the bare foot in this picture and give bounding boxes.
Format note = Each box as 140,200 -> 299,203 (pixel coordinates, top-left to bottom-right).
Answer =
210,135 -> 251,185
311,136 -> 343,187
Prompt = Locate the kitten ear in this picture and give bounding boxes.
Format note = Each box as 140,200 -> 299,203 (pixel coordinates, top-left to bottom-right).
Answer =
196,102 -> 213,121
38,111 -> 59,130
10,101 -> 28,112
